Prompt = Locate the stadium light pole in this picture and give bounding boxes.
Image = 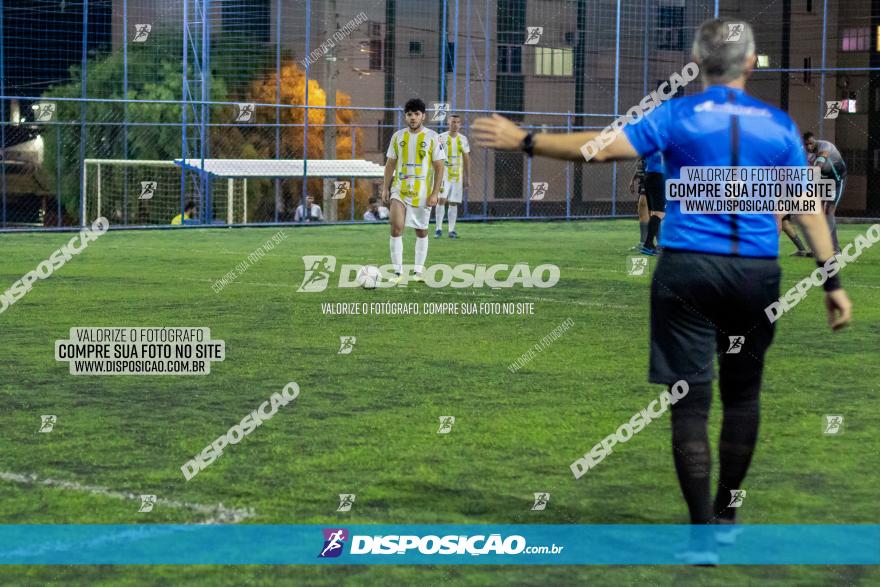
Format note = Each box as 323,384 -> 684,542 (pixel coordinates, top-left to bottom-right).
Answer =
302,0 -> 311,223
123,0 -> 129,226
464,0 -> 471,218
78,0 -> 90,228
819,0 -> 829,136
274,0 -> 281,224
611,0 -> 621,216
0,0 -> 6,228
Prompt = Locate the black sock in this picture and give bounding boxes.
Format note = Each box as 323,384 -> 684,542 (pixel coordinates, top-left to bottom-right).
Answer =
670,381 -> 713,525
791,234 -> 806,252
713,371 -> 761,521
639,221 -> 648,244
644,215 -> 661,248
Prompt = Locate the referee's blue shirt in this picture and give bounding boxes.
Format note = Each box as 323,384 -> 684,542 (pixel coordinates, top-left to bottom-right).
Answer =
645,151 -> 665,175
623,85 -> 807,258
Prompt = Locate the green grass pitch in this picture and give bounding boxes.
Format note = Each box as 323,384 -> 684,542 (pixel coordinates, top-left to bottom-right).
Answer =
0,220 -> 878,585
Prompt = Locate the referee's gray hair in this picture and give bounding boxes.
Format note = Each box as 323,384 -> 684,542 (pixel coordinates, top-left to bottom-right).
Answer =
691,19 -> 756,83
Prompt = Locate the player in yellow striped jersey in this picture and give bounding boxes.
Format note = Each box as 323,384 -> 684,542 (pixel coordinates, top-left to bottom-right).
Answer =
435,114 -> 471,239
381,98 -> 446,281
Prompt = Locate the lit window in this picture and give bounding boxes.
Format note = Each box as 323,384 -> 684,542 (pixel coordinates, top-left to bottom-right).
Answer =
757,54 -> 770,68
841,27 -> 870,52
535,47 -> 573,76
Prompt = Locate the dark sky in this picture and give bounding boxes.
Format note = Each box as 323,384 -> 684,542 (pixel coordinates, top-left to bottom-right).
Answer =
3,0 -> 112,98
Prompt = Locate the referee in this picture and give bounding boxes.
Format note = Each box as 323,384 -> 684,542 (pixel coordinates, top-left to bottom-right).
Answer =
473,19 -> 851,561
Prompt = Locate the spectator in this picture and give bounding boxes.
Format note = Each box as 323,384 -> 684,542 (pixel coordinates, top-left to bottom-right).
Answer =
363,195 -> 390,222
294,195 -> 324,222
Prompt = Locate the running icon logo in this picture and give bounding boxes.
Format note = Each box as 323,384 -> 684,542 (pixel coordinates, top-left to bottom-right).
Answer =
139,181 -> 157,200
725,23 -> 745,42
337,494 -> 356,512
824,101 -> 842,120
627,257 -> 649,276
438,416 -> 456,434
823,415 -> 844,435
530,182 -> 548,201
531,492 -> 550,511
138,494 -> 157,512
34,102 -> 56,122
524,27 -> 543,45
338,336 -> 356,355
728,489 -> 747,508
38,415 -> 57,433
432,102 -> 449,122
726,336 -> 745,354
298,256 -> 337,292
319,528 -> 349,558
333,181 -> 349,200
235,103 -> 256,123
132,24 -> 152,42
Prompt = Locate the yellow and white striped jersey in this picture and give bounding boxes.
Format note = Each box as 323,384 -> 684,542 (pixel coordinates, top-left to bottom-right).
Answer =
438,132 -> 470,184
385,127 -> 446,207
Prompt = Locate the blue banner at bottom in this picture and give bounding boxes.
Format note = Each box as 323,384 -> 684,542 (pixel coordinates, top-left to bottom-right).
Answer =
0,525 -> 877,565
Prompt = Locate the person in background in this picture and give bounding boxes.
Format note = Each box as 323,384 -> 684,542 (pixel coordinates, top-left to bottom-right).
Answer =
364,195 -> 390,222
171,201 -> 197,225
294,195 -> 324,222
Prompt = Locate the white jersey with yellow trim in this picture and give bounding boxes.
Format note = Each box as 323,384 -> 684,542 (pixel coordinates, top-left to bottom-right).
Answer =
385,127 -> 446,207
438,131 -> 470,185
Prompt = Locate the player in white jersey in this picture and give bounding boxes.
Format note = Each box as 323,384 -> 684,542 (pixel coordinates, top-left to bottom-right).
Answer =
382,98 -> 446,281
435,114 -> 471,239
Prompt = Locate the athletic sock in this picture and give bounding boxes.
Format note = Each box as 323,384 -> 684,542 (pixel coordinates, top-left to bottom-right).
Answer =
390,236 -> 403,274
827,212 -> 839,251
414,236 -> 429,273
713,371 -> 761,521
435,204 -> 446,231
448,205 -> 458,233
639,221 -> 648,244
644,215 -> 661,249
791,234 -> 807,252
670,381 -> 713,525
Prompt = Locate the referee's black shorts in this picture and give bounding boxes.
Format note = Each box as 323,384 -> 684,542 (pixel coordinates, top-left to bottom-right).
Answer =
644,172 -> 666,213
649,250 -> 781,385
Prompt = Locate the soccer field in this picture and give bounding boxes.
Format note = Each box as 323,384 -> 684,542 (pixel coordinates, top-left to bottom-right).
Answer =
1,220 -> 878,585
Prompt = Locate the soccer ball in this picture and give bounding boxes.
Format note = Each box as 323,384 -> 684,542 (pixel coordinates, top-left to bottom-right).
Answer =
357,265 -> 381,289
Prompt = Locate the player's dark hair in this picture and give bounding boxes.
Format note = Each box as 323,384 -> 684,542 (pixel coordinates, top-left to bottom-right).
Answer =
404,98 -> 426,114
184,201 -> 196,212
368,195 -> 379,204
448,113 -> 461,119
803,131 -> 815,141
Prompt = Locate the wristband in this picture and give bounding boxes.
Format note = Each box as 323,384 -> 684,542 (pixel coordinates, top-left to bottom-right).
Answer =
521,132 -> 535,158
817,260 -> 842,292
815,156 -> 827,164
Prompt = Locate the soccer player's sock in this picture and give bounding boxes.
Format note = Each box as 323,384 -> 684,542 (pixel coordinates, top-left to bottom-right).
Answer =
644,215 -> 661,249
791,233 -> 807,252
390,236 -> 403,274
713,371 -> 760,522
414,236 -> 428,274
639,221 -> 648,244
670,381 -> 713,525
436,204 -> 446,231
827,212 -> 839,250
448,206 -> 458,233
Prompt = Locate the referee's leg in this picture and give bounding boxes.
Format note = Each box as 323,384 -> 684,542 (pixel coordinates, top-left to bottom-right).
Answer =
711,259 -> 780,521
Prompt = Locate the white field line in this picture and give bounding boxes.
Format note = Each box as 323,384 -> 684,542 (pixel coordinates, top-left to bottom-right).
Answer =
0,470 -> 255,524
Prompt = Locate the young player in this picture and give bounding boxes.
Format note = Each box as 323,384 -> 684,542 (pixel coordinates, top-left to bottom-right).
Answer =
436,114 -> 471,239
382,98 -> 446,281
473,19 -> 851,564
629,158 -> 650,250
804,132 -> 847,253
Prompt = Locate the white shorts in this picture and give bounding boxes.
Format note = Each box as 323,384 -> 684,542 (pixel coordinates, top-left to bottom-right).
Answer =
440,181 -> 464,204
390,195 -> 431,230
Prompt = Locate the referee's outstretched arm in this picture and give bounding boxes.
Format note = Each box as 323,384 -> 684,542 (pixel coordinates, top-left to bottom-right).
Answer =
472,113 -> 638,163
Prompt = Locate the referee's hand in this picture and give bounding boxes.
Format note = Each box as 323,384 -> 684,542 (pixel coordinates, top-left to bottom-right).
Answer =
825,289 -> 852,331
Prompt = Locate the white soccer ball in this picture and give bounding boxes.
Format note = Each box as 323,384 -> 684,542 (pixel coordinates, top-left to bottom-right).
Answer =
358,265 -> 381,289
